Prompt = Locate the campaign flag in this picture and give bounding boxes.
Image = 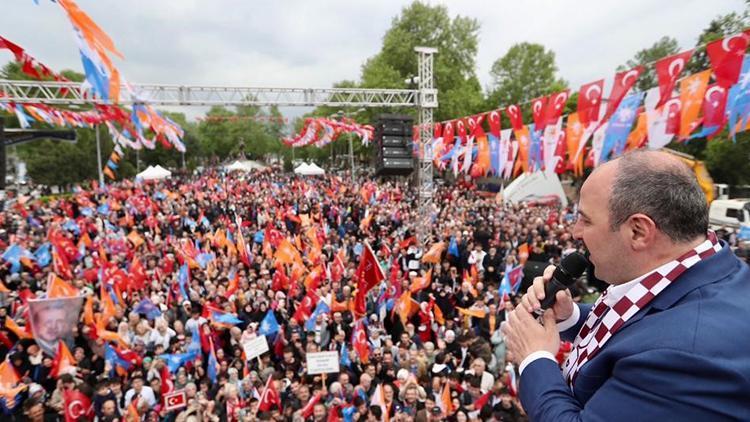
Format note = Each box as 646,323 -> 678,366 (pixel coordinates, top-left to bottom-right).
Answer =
354,242 -> 385,316
707,33 -> 749,88
654,50 -> 693,108
163,390 -> 187,412
448,236 -> 459,257
207,341 -> 219,383
258,376 -> 282,412
578,79 -> 604,128
28,296 -> 83,356
600,93 -> 642,162
305,301 -> 331,331
352,320 -> 370,364
158,350 -> 199,373
600,66 -> 643,128
134,298 -> 162,320
63,389 -> 94,422
33,243 -> 52,268
340,342 -> 352,368
178,263 -> 190,301
209,309 -> 243,326
259,310 -> 281,336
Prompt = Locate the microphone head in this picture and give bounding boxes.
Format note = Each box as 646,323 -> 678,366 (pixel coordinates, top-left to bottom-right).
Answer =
553,252 -> 590,287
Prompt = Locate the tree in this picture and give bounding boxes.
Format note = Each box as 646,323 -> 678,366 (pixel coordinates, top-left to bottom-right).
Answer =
359,1 -> 485,121
618,36 -> 680,92
487,42 -> 568,110
686,10 -> 750,75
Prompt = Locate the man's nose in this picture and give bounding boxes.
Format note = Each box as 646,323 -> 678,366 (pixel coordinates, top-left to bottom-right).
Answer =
572,219 -> 583,240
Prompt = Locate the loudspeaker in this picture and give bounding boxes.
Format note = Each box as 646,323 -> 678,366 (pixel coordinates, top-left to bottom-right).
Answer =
374,114 -> 414,176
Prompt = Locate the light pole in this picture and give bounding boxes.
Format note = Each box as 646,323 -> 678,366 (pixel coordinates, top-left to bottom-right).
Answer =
95,124 -> 104,185
333,108 -> 365,183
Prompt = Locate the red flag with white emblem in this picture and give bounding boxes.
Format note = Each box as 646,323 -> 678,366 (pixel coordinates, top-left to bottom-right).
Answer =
64,390 -> 94,422
530,96 -> 549,130
654,50 -> 693,108
545,90 -> 570,127
599,66 -> 643,128
352,320 -> 370,364
354,242 -> 385,316
577,80 -> 604,128
506,104 -> 523,130
258,376 -> 281,412
707,33 -> 749,88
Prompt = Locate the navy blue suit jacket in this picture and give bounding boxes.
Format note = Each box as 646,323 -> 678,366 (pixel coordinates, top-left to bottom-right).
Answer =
520,243 -> 750,421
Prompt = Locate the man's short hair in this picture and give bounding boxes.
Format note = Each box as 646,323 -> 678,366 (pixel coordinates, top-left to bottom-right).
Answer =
609,150 -> 708,242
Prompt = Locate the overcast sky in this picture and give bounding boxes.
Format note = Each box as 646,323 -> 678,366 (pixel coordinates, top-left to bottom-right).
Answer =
1,0 -> 746,122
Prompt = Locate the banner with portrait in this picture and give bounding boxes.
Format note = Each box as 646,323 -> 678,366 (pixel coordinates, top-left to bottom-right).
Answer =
28,296 -> 83,356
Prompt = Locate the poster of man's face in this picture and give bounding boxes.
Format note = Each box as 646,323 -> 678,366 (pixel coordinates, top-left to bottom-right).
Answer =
28,297 -> 83,356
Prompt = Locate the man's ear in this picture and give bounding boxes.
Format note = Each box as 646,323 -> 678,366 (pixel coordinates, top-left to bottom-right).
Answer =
624,213 -> 657,251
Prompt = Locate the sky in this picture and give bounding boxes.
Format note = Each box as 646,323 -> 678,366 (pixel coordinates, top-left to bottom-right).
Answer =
0,0 -> 746,123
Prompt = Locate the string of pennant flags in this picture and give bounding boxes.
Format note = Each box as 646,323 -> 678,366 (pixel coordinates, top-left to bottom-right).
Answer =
283,117 -> 375,148
0,0 -> 186,181
412,29 -> 750,179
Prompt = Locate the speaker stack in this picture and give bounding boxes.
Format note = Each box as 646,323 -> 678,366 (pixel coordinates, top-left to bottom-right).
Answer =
374,114 -> 414,176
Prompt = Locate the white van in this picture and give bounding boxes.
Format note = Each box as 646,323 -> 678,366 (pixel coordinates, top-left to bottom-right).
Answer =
709,199 -> 750,231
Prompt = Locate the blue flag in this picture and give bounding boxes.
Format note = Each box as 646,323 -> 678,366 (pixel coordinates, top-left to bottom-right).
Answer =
97,202 -> 110,216
104,343 -> 133,375
158,350 -> 199,373
253,231 -> 264,244
211,310 -> 243,325
80,207 -> 94,217
340,342 -> 351,368
1,244 -> 25,273
601,93 -> 642,162
528,123 -> 544,172
134,298 -> 162,320
178,264 -> 190,301
207,347 -> 218,383
305,301 -> 331,331
727,55 -> 750,140
259,310 -> 280,336
33,243 -> 51,268
448,236 -> 459,257
196,253 -> 215,269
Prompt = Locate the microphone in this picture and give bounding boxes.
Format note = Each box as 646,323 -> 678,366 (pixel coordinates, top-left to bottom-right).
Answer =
538,252 -> 590,310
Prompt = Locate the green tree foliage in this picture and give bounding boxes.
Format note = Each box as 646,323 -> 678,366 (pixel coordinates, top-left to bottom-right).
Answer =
359,1 -> 485,121
618,36 -> 680,92
486,42 -> 568,111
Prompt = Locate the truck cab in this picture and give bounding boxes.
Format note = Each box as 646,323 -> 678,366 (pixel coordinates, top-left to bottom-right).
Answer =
709,199 -> 750,231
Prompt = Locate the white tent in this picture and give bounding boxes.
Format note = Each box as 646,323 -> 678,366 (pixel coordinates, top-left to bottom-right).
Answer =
224,160 -> 267,172
502,171 -> 568,207
294,162 -> 325,176
136,165 -> 172,181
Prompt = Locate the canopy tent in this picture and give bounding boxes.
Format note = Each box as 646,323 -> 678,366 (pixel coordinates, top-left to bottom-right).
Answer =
293,162 -> 325,176
136,165 -> 172,181
501,171 -> 568,207
224,160 -> 267,172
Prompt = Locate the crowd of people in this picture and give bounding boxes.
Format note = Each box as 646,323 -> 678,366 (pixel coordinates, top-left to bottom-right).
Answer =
0,165 -> 592,421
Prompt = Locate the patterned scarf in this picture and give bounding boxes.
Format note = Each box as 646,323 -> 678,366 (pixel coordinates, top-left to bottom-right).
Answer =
563,232 -> 722,386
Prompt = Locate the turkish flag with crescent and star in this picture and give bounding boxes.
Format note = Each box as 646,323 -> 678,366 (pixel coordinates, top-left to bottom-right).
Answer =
163,390 -> 187,412
353,242 -> 385,316
64,390 -> 94,422
599,66 -> 643,128
258,376 -> 282,412
707,33 -> 749,88
506,104 -> 524,130
531,96 -> 549,131
577,79 -> 604,128
654,50 -> 694,108
352,319 -> 370,364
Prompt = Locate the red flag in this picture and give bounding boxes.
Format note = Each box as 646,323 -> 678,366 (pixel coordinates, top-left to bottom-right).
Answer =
50,341 -> 76,378
472,390 -> 492,411
707,33 -> 749,88
160,364 -> 175,395
293,291 -> 318,323
258,376 -> 282,412
530,96 -> 549,130
506,104 -> 523,130
702,83 -> 729,130
271,267 -> 290,292
352,320 -> 370,364
654,50 -> 693,108
129,257 -> 147,291
354,243 -> 385,316
331,254 -> 345,283
63,389 -> 94,422
433,122 -> 443,139
52,248 -> 73,280
443,120 -> 455,146
487,109 -> 502,138
163,390 -> 187,412
544,90 -> 570,127
600,67 -> 643,127
300,392 -> 322,419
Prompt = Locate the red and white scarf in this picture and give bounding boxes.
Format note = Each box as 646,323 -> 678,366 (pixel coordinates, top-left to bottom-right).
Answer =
563,232 -> 722,386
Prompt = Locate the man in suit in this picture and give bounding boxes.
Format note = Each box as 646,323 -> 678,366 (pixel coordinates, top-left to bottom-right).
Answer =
502,150 -> 750,421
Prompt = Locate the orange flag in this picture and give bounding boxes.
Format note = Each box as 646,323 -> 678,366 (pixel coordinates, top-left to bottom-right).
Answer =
625,112 -> 649,152
127,230 -> 144,248
78,231 -> 93,248
274,239 -> 302,266
457,306 -> 487,319
0,358 -> 26,402
50,341 -> 76,378
566,113 -> 586,176
475,133 -> 491,176
513,126 -> 531,174
46,274 -> 79,298
421,242 -> 446,264
83,295 -> 95,327
410,269 -> 432,293
518,243 -> 529,266
0,282 -> 9,294
4,318 -> 32,340
679,70 -> 711,140
394,291 -> 415,325
441,384 -> 453,414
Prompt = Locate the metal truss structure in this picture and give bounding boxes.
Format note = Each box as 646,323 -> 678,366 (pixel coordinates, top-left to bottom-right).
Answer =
0,79 -> 418,108
0,49 -> 437,242
415,46 -> 438,245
